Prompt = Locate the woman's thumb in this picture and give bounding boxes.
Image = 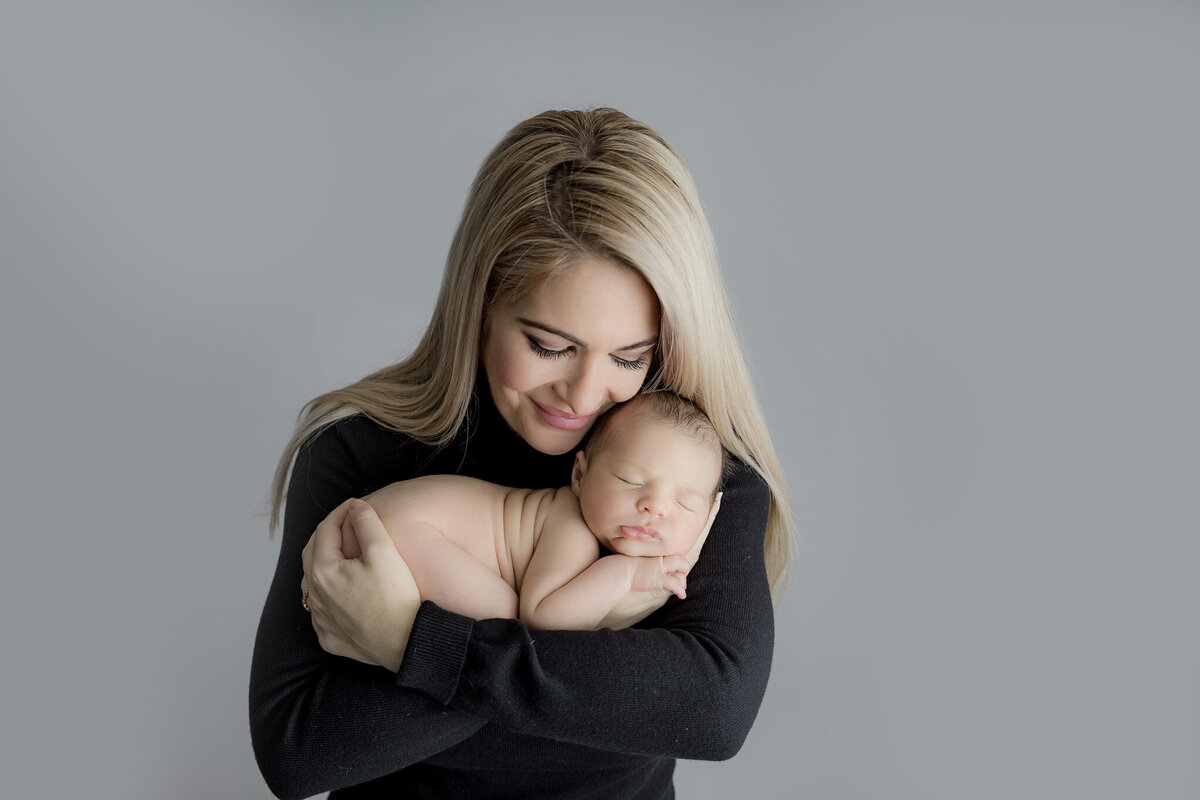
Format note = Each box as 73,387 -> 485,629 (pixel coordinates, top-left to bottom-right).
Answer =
347,499 -> 392,558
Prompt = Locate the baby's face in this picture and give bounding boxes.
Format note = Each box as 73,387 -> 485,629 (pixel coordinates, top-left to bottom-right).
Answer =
572,412 -> 721,558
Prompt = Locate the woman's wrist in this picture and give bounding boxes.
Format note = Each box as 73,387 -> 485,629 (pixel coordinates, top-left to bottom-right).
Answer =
394,602 -> 475,702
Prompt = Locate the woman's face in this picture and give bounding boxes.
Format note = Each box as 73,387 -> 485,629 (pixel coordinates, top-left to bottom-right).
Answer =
482,256 -> 661,455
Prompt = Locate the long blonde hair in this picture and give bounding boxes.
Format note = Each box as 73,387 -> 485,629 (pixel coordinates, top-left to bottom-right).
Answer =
270,108 -> 795,600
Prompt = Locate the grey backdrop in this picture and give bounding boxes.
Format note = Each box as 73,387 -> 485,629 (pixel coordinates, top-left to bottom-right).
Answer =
1,1 -> 1196,798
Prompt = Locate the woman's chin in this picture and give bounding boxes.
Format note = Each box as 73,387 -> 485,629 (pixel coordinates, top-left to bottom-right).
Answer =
523,424 -> 587,456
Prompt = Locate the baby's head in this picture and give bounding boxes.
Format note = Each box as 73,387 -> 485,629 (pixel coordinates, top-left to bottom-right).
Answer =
571,392 -> 725,558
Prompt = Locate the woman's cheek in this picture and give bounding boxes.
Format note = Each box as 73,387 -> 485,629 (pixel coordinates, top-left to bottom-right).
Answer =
493,352 -> 530,394
486,332 -> 540,394
621,371 -> 647,402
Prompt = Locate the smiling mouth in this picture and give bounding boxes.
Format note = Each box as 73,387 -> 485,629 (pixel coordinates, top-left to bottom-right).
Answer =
619,525 -> 660,541
533,401 -> 594,431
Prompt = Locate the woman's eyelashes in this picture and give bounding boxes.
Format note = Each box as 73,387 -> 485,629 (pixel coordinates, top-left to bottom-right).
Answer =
525,335 -> 650,370
612,352 -> 650,371
526,336 -> 571,360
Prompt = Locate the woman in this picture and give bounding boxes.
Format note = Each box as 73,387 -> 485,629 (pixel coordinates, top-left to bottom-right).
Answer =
250,108 -> 794,799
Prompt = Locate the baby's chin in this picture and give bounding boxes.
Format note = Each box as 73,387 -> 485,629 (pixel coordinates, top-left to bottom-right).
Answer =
606,535 -> 691,559
604,536 -> 656,557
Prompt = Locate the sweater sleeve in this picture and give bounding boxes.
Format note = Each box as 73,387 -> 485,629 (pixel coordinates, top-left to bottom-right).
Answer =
248,421 -> 486,800
395,460 -> 775,761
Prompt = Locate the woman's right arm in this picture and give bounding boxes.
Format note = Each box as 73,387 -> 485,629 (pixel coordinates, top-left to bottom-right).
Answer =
248,420 -> 485,800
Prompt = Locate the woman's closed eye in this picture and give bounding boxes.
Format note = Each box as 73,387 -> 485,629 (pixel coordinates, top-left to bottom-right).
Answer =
526,334 -> 651,371
611,352 -> 650,371
527,336 -> 572,360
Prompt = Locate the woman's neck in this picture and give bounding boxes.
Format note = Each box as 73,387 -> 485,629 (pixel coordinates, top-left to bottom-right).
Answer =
461,369 -> 576,489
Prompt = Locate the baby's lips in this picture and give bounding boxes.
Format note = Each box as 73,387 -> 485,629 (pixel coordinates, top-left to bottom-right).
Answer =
619,524 -> 660,541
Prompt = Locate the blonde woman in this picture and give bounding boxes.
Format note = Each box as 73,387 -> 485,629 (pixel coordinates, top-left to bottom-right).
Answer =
250,108 -> 794,800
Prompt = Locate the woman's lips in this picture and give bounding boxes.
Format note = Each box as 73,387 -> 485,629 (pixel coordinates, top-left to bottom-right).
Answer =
620,525 -> 659,541
533,401 -> 594,431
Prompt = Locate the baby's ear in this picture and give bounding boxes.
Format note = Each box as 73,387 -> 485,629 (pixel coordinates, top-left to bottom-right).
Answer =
571,450 -> 588,495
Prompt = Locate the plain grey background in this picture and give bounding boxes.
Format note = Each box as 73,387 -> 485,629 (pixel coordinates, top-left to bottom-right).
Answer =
1,1 -> 1196,798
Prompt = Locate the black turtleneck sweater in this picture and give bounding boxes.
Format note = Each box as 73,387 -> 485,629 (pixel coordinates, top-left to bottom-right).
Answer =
249,380 -> 774,799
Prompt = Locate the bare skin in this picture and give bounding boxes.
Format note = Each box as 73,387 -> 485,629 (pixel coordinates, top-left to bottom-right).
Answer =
344,409 -> 723,631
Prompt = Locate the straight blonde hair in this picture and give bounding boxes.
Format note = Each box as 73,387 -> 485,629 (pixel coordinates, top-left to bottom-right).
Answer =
270,109 -> 795,600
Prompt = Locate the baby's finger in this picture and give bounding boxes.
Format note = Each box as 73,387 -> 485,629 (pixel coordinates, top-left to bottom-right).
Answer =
662,554 -> 691,576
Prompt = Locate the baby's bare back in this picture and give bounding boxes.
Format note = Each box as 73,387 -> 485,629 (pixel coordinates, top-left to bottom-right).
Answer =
362,475 -> 559,592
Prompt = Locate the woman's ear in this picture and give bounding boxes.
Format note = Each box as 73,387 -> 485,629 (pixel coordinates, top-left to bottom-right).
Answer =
571,450 -> 588,495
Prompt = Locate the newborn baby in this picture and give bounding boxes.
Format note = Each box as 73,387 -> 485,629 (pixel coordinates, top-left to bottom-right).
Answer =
352,391 -> 725,630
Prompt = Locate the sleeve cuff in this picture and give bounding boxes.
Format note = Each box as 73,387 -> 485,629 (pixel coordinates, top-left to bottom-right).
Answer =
394,601 -> 474,705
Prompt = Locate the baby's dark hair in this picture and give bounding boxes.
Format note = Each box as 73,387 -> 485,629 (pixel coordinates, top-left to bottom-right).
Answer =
584,391 -> 728,494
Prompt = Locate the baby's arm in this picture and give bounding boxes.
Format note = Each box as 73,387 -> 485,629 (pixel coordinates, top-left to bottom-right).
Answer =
519,490 -> 687,630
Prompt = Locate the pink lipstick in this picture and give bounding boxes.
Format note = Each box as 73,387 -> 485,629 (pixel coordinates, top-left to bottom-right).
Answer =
533,401 -> 594,431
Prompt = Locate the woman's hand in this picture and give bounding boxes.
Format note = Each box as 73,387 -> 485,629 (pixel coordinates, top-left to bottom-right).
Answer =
300,498 -> 421,673
681,490 -> 722,570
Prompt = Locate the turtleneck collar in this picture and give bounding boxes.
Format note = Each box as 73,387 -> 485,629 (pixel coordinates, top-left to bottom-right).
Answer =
456,367 -> 577,489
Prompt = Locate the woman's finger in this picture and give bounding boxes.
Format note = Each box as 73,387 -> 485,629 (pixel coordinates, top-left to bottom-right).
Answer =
685,491 -> 723,567
684,524 -> 710,567
346,499 -> 397,563
312,497 -> 359,568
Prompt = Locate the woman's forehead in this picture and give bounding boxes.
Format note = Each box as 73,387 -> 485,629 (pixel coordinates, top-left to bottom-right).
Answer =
504,257 -> 660,343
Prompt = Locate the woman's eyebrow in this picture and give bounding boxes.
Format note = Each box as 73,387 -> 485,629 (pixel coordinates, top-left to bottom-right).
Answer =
518,318 -> 658,351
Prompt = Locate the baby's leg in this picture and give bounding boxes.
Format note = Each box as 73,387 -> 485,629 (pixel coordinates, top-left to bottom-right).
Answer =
386,517 -> 519,621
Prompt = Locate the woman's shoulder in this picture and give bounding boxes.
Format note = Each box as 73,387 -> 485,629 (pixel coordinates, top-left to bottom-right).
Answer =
300,413 -> 426,461
297,414 -> 462,495
721,454 -> 771,510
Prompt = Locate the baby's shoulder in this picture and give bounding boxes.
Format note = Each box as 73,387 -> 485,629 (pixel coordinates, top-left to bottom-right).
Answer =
365,473 -> 507,511
508,484 -> 564,520
501,484 -> 571,536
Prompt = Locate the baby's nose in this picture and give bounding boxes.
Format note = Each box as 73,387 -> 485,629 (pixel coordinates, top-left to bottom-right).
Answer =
639,496 -> 668,518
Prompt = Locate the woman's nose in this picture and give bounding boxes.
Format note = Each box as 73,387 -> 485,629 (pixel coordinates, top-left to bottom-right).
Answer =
559,357 -> 607,416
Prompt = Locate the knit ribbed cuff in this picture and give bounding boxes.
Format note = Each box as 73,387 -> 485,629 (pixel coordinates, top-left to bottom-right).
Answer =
394,601 -> 474,705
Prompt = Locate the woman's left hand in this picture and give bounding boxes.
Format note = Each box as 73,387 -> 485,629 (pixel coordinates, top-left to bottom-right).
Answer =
683,491 -> 722,570
301,498 -> 421,673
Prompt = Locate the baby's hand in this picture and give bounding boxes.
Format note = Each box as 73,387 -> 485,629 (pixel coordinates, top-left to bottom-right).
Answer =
630,555 -> 691,600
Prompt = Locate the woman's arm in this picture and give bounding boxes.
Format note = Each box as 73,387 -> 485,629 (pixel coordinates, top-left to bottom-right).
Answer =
397,461 -> 774,760
252,417 -> 772,796
248,420 -> 485,800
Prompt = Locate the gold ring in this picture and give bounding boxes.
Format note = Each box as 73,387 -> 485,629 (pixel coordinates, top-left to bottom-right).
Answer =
302,590 -> 311,612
